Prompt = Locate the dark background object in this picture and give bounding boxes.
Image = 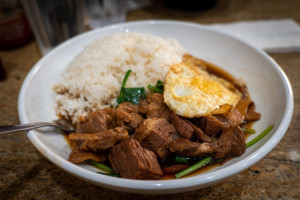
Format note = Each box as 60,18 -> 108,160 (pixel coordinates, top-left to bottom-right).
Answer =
0,0 -> 33,49
164,0 -> 218,11
0,56 -> 5,80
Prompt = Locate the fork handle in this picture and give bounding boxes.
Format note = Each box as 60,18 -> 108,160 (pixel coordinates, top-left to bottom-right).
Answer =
0,122 -> 52,135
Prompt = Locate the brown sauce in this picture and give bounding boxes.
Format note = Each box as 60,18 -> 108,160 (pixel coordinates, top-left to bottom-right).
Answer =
64,134 -> 72,147
161,163 -> 221,180
205,61 -> 237,84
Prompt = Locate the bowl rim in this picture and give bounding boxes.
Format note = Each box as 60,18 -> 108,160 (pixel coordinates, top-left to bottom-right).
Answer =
18,20 -> 294,193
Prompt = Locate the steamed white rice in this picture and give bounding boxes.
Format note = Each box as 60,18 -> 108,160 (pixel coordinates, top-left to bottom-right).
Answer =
53,32 -> 186,123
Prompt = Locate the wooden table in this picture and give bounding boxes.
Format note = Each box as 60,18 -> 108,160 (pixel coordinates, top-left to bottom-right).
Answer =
0,0 -> 299,199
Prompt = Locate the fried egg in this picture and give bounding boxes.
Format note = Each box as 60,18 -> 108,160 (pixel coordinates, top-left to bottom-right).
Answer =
164,58 -> 241,118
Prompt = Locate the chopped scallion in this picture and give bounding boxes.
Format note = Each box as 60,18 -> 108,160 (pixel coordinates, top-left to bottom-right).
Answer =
242,127 -> 256,134
87,159 -> 113,172
147,85 -> 163,93
121,70 -> 131,88
116,70 -> 146,106
97,172 -> 120,177
155,80 -> 164,90
175,156 -> 190,164
246,124 -> 274,148
175,156 -> 212,179
148,80 -> 164,93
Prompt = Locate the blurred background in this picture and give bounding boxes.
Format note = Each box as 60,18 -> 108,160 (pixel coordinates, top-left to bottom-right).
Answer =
0,0 -> 299,199
1,0 -> 300,55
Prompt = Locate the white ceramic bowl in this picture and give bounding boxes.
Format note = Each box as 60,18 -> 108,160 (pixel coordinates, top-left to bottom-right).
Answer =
18,20 -> 293,194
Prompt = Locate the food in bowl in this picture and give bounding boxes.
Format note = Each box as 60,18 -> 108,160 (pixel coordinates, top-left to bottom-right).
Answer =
53,32 -> 186,124
53,32 -> 262,180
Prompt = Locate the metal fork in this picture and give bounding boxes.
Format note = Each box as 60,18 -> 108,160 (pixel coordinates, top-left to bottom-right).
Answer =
0,119 -> 75,135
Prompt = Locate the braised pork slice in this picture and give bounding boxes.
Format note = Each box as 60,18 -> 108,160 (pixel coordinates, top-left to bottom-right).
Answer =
138,93 -> 171,119
170,125 -> 246,160
76,109 -> 114,133
69,127 -> 129,151
213,124 -> 246,159
169,112 -> 212,142
169,112 -> 193,139
169,138 -> 213,157
198,115 -> 228,137
226,99 -> 252,125
185,120 -> 212,142
102,107 -> 116,127
133,118 -> 176,159
68,142 -> 106,164
115,102 -> 144,133
245,102 -> 261,121
108,139 -> 163,180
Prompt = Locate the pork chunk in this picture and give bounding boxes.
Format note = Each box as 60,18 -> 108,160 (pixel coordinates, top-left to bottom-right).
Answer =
169,112 -> 193,139
199,115 -> 227,137
213,124 -> 246,159
68,142 -> 106,164
138,93 -> 171,119
169,138 -> 213,157
108,139 -> 163,179
185,120 -> 212,142
170,125 -> 246,160
115,102 -> 144,133
69,127 -> 129,151
133,118 -> 176,159
76,109 -> 114,133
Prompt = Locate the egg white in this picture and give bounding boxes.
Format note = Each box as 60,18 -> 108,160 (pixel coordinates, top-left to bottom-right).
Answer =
164,60 -> 241,118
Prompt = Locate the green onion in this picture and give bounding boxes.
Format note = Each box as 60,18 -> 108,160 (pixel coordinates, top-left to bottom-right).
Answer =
175,156 -> 212,179
116,70 -> 146,106
155,80 -> 164,90
246,124 -> 274,148
242,127 -> 256,134
175,156 -> 190,164
174,155 -> 213,165
148,80 -> 164,93
97,172 -> 120,177
121,70 -> 131,88
87,159 -> 113,172
147,85 -> 163,93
